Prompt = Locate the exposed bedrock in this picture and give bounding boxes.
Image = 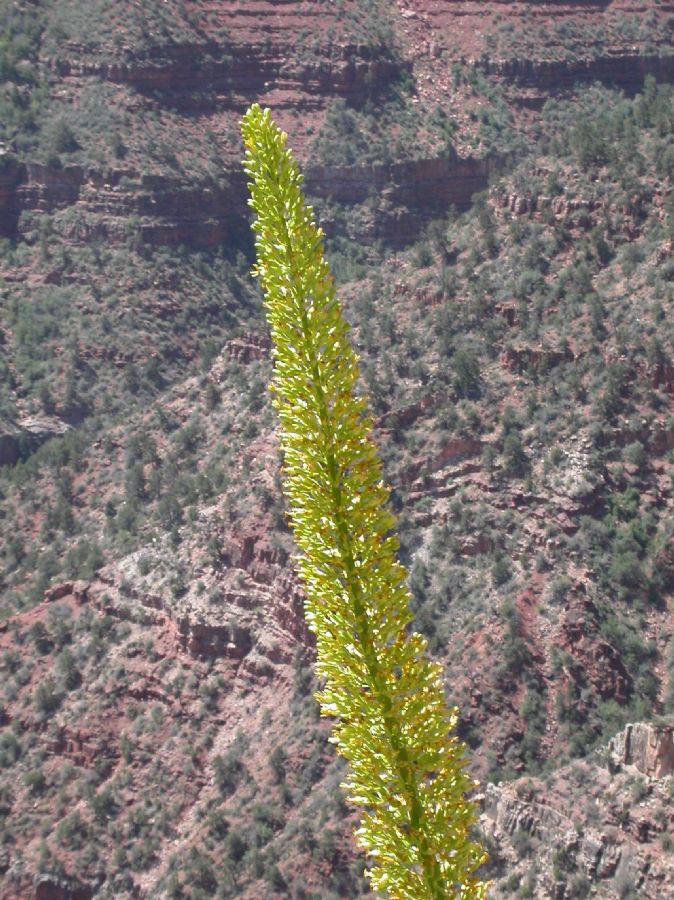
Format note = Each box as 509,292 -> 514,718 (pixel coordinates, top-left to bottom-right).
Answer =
7,151 -> 504,249
481,53 -> 674,95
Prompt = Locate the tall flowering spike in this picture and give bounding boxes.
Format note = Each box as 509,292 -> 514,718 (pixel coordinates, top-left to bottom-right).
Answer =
241,104 -> 487,899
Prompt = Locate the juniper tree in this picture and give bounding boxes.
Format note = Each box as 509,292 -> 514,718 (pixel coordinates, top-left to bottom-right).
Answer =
241,104 -> 486,899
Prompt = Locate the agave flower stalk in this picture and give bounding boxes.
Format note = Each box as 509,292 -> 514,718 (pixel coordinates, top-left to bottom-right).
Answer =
240,104 -> 486,899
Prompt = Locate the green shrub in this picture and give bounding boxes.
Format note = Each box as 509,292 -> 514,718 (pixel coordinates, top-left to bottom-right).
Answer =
34,679 -> 63,715
24,768 -> 46,795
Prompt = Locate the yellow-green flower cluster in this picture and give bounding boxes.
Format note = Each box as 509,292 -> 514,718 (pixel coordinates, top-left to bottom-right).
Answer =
241,104 -> 486,899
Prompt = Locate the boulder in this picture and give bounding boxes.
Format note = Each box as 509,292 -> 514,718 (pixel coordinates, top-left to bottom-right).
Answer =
609,722 -> 674,778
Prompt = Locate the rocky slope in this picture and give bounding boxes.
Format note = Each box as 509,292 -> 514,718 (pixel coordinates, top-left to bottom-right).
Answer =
1,1 -> 674,898
482,722 -> 674,899
3,0 -> 674,249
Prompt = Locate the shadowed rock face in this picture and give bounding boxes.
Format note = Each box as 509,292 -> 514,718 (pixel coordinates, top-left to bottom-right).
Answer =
33,874 -> 87,900
0,432 -> 19,467
0,156 -> 24,238
479,54 -> 674,96
11,162 -> 248,249
0,416 -> 71,468
50,42 -> 407,107
5,151 -> 502,250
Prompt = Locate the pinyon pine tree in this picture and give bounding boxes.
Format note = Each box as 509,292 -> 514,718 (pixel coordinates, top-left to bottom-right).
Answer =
241,104 -> 486,899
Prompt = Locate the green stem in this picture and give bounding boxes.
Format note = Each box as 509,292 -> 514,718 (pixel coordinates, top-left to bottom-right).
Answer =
273,199 -> 445,897
307,323 -> 444,899
242,103 -> 486,898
